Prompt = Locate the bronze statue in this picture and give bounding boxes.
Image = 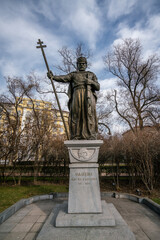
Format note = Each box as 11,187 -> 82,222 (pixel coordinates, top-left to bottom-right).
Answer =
48,57 -> 100,140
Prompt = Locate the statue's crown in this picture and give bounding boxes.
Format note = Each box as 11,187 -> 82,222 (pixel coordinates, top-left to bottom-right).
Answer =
77,56 -> 87,64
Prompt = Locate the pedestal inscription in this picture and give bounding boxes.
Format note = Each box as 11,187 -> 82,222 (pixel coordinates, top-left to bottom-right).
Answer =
68,164 -> 102,213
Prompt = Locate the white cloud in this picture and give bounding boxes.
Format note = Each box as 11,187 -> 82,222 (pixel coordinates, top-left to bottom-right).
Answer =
100,78 -> 117,90
60,0 -> 101,49
28,0 -> 102,49
0,0 -> 103,79
107,0 -> 137,20
0,4 -> 64,78
91,47 -> 111,76
29,0 -> 56,22
115,14 -> 160,57
91,58 -> 104,73
67,8 -> 101,48
1,0 -> 159,97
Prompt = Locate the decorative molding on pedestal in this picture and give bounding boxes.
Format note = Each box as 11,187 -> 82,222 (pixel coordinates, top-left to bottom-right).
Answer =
64,140 -> 103,163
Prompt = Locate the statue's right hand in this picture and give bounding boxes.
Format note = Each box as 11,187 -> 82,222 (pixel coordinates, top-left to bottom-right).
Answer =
47,70 -> 53,79
86,78 -> 93,85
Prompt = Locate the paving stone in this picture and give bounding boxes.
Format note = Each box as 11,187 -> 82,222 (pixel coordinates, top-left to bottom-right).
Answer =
23,232 -> 37,240
0,233 -> 8,240
7,215 -> 24,223
3,232 -> 27,240
11,223 -> 34,233
126,220 -> 149,240
36,216 -> 47,223
28,210 -> 47,216
34,200 -> 55,209
25,205 -> 34,211
25,204 -> 49,216
146,231 -> 160,240
21,215 -> 40,223
103,197 -> 160,240
14,209 -> 31,217
136,217 -> 160,240
30,223 -> 43,232
0,222 -> 17,233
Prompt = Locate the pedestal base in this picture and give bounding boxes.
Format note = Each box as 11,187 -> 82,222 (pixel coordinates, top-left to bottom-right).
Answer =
36,201 -> 135,240
56,201 -> 115,227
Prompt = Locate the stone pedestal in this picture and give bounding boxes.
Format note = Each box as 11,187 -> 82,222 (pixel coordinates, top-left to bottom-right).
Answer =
55,140 -> 117,227
36,140 -> 135,239
64,140 -> 103,214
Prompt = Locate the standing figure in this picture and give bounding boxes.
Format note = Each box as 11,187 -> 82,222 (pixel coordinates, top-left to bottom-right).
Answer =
48,57 -> 100,140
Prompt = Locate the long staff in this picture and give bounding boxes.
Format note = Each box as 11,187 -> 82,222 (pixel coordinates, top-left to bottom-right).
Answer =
36,39 -> 69,140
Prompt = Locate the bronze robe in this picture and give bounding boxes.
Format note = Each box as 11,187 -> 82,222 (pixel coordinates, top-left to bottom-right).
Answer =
54,71 -> 100,140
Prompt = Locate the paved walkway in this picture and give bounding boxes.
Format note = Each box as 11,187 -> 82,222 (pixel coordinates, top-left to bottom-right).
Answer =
0,196 -> 160,240
105,197 -> 160,240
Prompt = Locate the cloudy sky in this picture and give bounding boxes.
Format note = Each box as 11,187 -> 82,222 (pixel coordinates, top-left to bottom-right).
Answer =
0,0 -> 160,103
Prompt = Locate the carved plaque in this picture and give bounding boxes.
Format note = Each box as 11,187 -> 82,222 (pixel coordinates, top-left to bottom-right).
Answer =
70,148 -> 95,162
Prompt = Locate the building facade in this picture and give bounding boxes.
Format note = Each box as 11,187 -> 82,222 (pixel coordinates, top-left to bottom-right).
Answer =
0,97 -> 69,164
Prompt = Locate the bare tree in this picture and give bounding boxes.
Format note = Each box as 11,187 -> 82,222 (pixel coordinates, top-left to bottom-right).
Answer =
109,135 -> 124,190
22,104 -> 56,184
123,128 -> 160,193
97,92 -> 113,136
104,38 -> 160,132
0,76 -> 38,183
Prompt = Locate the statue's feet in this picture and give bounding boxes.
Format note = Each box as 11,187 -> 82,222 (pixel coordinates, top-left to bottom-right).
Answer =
71,135 -> 96,140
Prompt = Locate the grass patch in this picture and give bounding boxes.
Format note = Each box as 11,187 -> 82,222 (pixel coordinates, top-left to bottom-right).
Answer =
152,198 -> 160,205
0,184 -> 68,213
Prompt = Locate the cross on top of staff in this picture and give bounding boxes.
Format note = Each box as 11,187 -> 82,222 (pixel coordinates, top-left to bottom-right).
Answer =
36,39 -> 47,49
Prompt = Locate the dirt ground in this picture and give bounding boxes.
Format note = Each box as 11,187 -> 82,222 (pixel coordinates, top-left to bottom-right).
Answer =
99,178 -> 160,200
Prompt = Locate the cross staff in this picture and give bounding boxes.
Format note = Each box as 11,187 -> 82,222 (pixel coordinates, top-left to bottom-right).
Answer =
36,39 -> 69,140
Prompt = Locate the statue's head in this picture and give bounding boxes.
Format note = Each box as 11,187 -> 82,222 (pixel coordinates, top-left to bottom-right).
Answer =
77,56 -> 87,71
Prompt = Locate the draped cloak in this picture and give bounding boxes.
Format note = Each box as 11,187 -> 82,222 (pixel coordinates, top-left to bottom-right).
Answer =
53,71 -> 100,140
